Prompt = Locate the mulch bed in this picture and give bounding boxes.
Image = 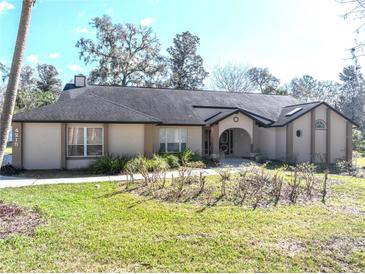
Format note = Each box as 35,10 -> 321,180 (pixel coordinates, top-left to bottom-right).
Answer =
0,200 -> 44,239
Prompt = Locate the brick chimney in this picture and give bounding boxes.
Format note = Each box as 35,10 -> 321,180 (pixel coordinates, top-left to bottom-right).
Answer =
74,74 -> 86,88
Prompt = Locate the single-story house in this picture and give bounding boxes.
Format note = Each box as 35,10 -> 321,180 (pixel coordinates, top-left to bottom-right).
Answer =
12,75 -> 356,170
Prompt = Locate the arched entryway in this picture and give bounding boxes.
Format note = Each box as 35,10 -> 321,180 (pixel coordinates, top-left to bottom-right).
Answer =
219,128 -> 251,158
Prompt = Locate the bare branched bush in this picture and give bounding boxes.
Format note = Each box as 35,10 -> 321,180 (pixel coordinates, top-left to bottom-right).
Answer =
288,169 -> 301,204
322,170 -> 329,204
218,169 -> 231,196
335,160 -> 358,176
198,171 -> 206,194
173,167 -> 194,198
296,162 -> 317,201
270,172 -> 284,206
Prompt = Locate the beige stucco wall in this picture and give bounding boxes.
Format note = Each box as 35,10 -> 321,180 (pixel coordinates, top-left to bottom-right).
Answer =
232,129 -> 251,157
292,112 -> 311,162
109,124 -> 145,156
275,126 -> 287,161
256,127 -> 276,159
330,111 -> 347,162
218,113 -> 253,142
151,126 -> 203,155
23,123 -> 62,169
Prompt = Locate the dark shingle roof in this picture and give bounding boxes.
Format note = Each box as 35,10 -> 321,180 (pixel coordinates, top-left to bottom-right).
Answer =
13,93 -> 160,123
271,102 -> 322,126
13,85 -> 356,126
53,85 -> 298,124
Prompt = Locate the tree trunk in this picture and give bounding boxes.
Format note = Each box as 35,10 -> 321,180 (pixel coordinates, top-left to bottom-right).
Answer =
0,0 -> 35,166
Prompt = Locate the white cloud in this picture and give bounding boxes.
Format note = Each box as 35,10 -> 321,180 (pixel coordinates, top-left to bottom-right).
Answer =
68,64 -> 83,72
48,52 -> 60,59
0,0 -> 14,14
106,7 -> 114,16
140,17 -> 154,27
73,26 -> 90,34
77,11 -> 84,17
26,54 -> 39,64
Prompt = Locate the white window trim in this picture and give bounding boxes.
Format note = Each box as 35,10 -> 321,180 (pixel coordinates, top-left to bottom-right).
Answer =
67,126 -> 104,158
159,128 -> 187,153
314,119 -> 327,130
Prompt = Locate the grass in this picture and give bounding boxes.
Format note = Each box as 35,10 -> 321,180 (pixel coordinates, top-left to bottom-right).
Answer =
4,143 -> 11,155
0,172 -> 364,272
16,169 -> 101,179
353,150 -> 365,168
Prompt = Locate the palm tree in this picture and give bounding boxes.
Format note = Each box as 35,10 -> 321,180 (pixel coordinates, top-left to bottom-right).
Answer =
0,0 -> 35,166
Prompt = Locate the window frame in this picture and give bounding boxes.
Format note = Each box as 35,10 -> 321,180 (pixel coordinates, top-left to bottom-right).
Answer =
314,119 -> 327,130
67,126 -> 104,158
159,128 -> 188,153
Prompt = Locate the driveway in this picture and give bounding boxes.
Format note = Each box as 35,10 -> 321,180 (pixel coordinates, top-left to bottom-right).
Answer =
0,168 -> 220,189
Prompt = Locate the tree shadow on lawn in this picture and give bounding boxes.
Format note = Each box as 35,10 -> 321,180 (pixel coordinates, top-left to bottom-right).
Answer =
0,200 -> 44,239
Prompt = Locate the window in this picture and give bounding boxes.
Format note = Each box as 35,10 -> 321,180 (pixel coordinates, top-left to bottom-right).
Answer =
285,107 -> 303,117
68,127 -> 103,157
314,119 -> 327,130
159,128 -> 187,153
296,129 -> 302,137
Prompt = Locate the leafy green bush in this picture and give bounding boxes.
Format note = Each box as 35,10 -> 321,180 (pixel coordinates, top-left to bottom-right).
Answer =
89,155 -> 129,175
179,149 -> 193,166
162,154 -> 180,169
178,149 -> 201,166
353,129 -> 365,151
149,154 -> 170,172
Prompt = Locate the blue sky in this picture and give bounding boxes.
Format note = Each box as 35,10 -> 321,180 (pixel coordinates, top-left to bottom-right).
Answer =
0,0 -> 361,87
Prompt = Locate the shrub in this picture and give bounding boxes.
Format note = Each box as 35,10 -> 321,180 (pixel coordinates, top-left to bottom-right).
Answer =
255,154 -> 268,164
179,149 -> 194,166
0,164 -> 21,176
162,154 -> 180,169
335,160 -> 357,176
89,155 -> 129,175
185,160 -> 206,169
126,156 -> 150,185
353,129 -> 365,151
148,155 -> 170,172
295,162 -> 316,201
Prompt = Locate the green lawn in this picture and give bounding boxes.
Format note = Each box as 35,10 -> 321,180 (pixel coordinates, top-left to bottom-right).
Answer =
5,144 -> 12,155
0,175 -> 364,272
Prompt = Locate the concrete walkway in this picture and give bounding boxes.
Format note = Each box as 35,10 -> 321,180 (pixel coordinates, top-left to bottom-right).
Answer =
0,168 -> 220,189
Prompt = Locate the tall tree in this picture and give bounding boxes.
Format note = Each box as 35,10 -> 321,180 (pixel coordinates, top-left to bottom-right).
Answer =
19,65 -> 36,91
76,15 -> 165,86
246,67 -> 280,94
36,64 -> 62,93
211,63 -> 253,92
287,75 -> 340,105
167,31 -> 208,89
0,0 -> 35,166
337,65 -> 365,130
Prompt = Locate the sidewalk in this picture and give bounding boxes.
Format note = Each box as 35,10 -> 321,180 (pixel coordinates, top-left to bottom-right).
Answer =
0,168 -> 220,189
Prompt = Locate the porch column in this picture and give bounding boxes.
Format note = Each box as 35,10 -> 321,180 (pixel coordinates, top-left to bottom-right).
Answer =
310,110 -> 315,163
286,123 -> 293,163
346,121 -> 353,162
210,123 -> 219,159
326,108 -> 331,165
60,123 -> 67,169
12,122 -> 23,169
104,123 -> 109,155
144,124 -> 154,157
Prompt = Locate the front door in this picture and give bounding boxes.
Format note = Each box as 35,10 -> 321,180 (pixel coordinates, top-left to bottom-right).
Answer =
219,129 -> 233,155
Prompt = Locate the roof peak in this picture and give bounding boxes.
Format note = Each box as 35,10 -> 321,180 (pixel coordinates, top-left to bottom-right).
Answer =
283,101 -> 322,108
83,84 -> 294,97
